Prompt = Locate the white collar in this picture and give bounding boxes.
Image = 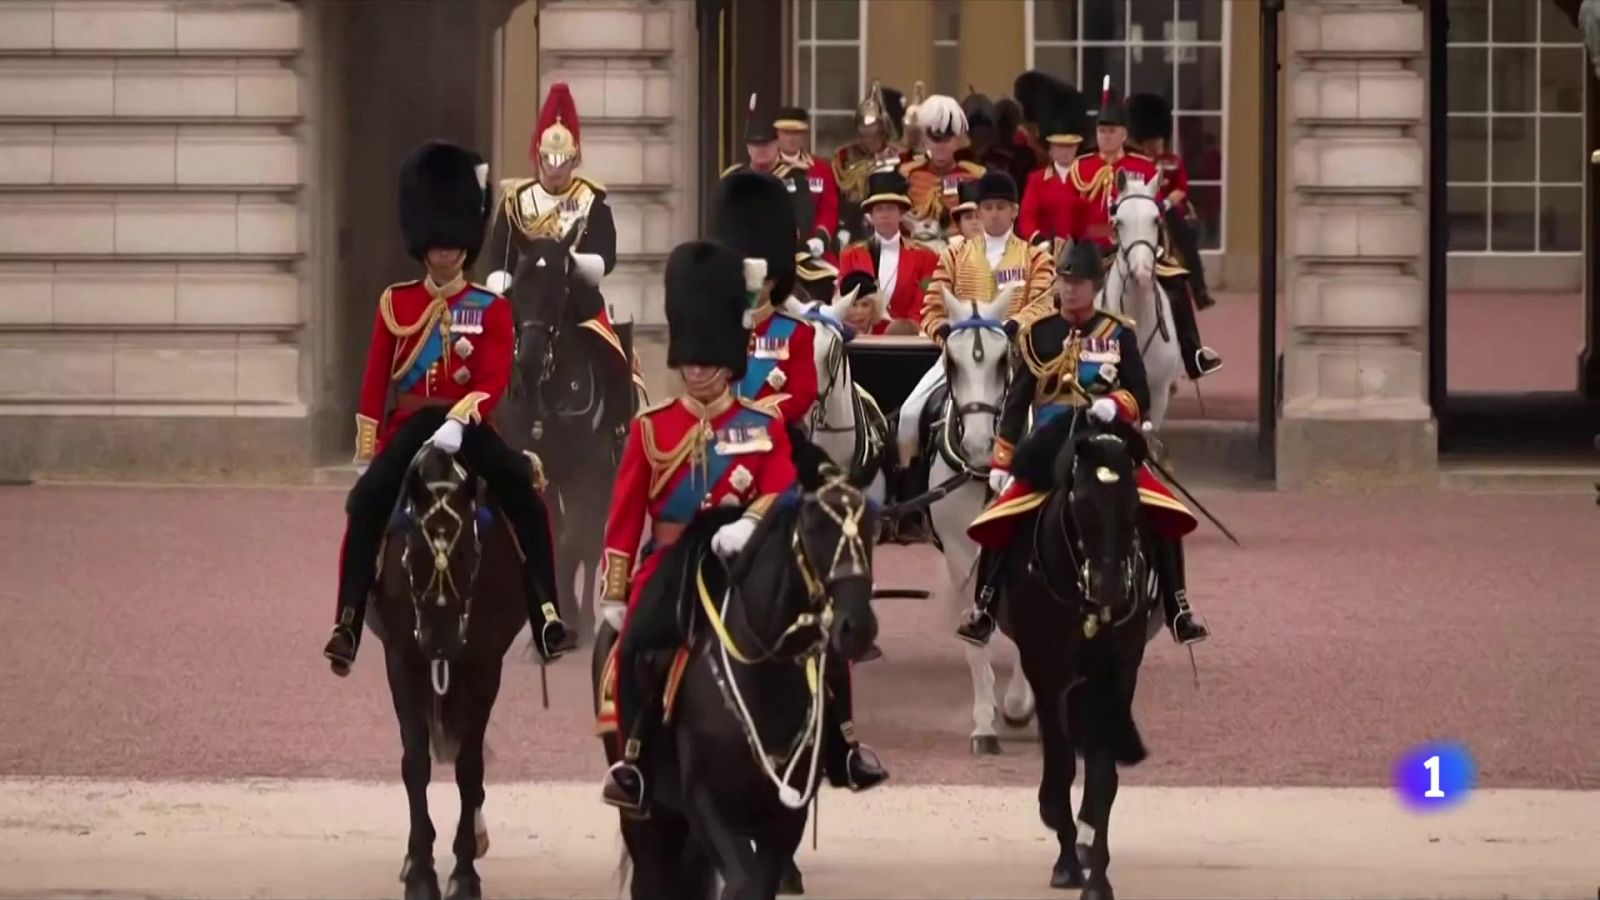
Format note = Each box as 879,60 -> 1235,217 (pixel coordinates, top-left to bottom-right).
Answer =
877,231 -> 901,247
984,232 -> 1011,251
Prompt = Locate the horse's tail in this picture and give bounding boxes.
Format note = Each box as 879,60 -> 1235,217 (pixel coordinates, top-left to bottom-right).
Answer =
427,693 -> 465,764
615,831 -> 632,893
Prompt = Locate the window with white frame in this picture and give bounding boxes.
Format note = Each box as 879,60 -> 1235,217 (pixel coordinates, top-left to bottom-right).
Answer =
791,0 -> 867,160
1445,0 -> 1584,255
1028,0 -> 1228,250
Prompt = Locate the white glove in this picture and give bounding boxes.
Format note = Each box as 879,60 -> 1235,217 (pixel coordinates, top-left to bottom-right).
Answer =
1088,397 -> 1117,424
711,517 -> 757,557
600,601 -> 626,633
426,419 -> 465,454
988,468 -> 1012,495
837,228 -> 852,246
806,237 -> 825,257
570,250 -> 605,287
485,269 -> 513,294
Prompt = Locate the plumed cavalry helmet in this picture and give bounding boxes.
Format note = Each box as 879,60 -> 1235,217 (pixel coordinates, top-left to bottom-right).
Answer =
532,82 -> 581,168
398,140 -> 491,266
1126,92 -> 1173,144
711,169 -> 797,305
1056,239 -> 1104,283
664,241 -> 752,380
902,80 -> 927,133
855,80 -> 902,142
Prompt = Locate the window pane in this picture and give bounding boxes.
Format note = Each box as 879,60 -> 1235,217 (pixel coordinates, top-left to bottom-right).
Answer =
1082,0 -> 1127,41
933,0 -> 960,42
1491,0 -> 1536,42
1489,116 -> 1535,182
1175,44 -> 1223,112
814,45 -> 859,110
1129,44 -> 1173,97
1081,47 -> 1126,100
1175,0 -> 1222,42
1448,185 -> 1488,251
1540,47 -> 1584,113
1447,48 -> 1487,113
1538,186 -> 1582,251
813,114 -> 856,160
1035,0 -> 1077,42
1489,185 -> 1536,251
1130,0 -> 1173,43
1176,114 -> 1223,181
797,46 -> 813,107
1445,0 -> 1488,42
1033,46 -> 1079,88
815,0 -> 858,40
1489,47 -> 1536,113
1447,115 -> 1488,182
798,0 -> 812,40
1542,1 -> 1581,42
1186,183 -> 1222,251
1539,115 -> 1584,183
934,44 -> 960,96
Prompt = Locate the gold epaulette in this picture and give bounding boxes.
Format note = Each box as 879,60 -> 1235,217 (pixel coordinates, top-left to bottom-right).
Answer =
737,397 -> 780,419
1126,151 -> 1154,162
956,160 -> 986,176
572,174 -> 607,196
721,163 -> 746,177
634,396 -> 676,420
1099,308 -> 1135,329
897,157 -> 927,176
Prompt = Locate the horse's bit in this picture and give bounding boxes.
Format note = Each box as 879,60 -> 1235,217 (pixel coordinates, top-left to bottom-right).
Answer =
402,459 -> 483,695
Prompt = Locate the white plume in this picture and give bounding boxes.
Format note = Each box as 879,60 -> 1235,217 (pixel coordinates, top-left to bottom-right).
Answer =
913,94 -> 966,137
473,162 -> 489,190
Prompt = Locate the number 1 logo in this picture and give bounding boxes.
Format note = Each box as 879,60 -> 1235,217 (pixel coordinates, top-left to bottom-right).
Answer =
1394,742 -> 1475,811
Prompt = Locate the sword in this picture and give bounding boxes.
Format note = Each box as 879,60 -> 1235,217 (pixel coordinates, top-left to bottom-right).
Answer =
1141,423 -> 1241,547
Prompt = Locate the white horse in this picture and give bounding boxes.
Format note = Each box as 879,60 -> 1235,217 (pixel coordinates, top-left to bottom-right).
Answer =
925,284 -> 1035,754
1099,172 -> 1182,430
783,291 -> 889,505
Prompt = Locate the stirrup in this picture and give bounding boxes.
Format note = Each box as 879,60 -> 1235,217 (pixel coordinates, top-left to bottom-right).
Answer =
1194,348 -> 1223,376
601,760 -> 646,812
955,608 -> 996,647
323,625 -> 357,676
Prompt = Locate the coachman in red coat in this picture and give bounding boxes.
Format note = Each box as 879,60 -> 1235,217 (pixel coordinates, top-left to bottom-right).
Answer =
836,170 -> 940,330
322,140 -> 570,674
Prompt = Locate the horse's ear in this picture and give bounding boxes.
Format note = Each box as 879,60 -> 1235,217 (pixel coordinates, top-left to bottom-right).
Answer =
1115,168 -> 1128,196
829,284 -> 860,319
939,284 -> 963,323
1147,169 -> 1163,198
982,284 -> 1018,323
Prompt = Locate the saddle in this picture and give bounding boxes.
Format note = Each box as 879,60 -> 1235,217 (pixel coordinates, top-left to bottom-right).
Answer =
595,642 -> 693,737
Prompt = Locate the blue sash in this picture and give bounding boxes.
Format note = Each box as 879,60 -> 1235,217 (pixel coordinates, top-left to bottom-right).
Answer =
395,290 -> 494,392
1033,402 -> 1074,432
737,315 -> 799,400
658,407 -> 772,523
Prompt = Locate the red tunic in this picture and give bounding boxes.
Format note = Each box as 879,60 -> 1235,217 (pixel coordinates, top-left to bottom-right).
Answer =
1065,151 -> 1161,251
779,152 -> 842,264
900,157 -> 985,236
1148,150 -> 1190,215
599,394 -> 797,610
353,277 -> 513,460
735,308 -> 818,424
1017,165 -> 1084,246
836,235 -> 940,326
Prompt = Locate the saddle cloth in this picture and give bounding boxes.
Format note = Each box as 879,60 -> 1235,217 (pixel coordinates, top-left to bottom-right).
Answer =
595,643 -> 693,736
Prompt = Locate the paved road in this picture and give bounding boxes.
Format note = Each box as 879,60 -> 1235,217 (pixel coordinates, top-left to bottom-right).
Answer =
2,780 -> 1595,900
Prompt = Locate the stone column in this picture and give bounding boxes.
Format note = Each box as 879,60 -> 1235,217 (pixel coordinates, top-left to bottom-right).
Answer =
1278,0 -> 1437,488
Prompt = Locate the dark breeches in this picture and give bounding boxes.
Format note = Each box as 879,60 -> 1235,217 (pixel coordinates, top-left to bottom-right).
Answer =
1164,206 -> 1210,297
339,408 -> 450,611
616,551 -> 689,734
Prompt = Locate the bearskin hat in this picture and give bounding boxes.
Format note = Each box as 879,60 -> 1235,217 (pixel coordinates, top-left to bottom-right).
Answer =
1126,92 -> 1172,143
962,91 -> 999,132
664,241 -> 750,379
1013,70 -> 1058,124
712,170 -> 797,303
1018,72 -> 1085,145
398,140 -> 491,266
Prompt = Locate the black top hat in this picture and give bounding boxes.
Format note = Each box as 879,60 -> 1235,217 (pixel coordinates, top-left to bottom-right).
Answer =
743,93 -> 777,144
1030,74 -> 1086,145
665,241 -> 751,379
973,170 -> 1019,205
1126,92 -> 1172,143
398,140 -> 491,266
774,106 -> 810,132
862,170 -> 911,209
1056,240 -> 1103,281
1096,76 -> 1127,128
712,170 -> 797,303
951,179 -> 981,217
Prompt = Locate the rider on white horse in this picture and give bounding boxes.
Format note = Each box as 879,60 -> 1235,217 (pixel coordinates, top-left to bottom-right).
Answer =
894,171 -> 1056,469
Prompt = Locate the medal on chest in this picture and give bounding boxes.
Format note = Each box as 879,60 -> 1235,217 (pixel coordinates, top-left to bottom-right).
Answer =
808,175 -> 824,193
451,306 -> 484,335
752,335 -> 790,360
715,424 -> 772,455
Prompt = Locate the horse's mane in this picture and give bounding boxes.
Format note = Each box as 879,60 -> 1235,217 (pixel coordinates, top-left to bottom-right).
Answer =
1011,412 -> 1078,490
509,239 -> 604,324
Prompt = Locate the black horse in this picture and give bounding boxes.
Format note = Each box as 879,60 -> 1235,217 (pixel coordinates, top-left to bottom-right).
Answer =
995,412 -> 1156,900
369,444 -> 557,900
500,228 -> 638,644
594,430 -> 881,899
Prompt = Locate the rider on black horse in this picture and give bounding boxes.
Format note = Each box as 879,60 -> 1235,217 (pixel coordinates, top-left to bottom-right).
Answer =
961,239 -> 1211,647
598,239 -> 887,816
322,139 -> 570,674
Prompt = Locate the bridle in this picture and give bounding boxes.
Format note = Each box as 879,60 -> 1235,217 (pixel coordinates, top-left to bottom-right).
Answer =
935,309 -> 1009,478
1107,189 -> 1171,356
699,467 -> 873,809
401,457 -> 484,696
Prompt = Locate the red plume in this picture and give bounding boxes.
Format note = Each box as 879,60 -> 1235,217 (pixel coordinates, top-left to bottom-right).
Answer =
531,82 -> 581,160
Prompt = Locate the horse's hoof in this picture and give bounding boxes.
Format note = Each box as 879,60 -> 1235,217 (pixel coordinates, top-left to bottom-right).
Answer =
1049,861 -> 1085,889
970,735 -> 1002,756
1080,882 -> 1115,900
444,873 -> 482,900
400,858 -> 441,900
777,859 -> 805,895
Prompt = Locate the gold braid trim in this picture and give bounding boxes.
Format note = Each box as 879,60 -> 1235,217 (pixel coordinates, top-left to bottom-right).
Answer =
446,392 -> 490,425
991,437 -> 1015,469
743,493 -> 778,522
354,414 -> 379,462
1021,329 -> 1084,407
601,549 -> 632,603
380,288 -> 451,381
1069,159 -> 1117,203
640,415 -> 710,499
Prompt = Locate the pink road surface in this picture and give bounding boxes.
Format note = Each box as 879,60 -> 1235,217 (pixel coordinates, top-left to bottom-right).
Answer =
1,484 -> 1595,788
1170,291 -> 1586,421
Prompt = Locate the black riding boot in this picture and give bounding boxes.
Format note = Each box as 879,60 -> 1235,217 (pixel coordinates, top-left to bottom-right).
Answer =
956,545 -> 1004,646
323,522 -> 380,675
822,662 -> 888,791
603,652 -> 669,816
1165,207 -> 1215,310
1159,273 -> 1223,380
1151,535 -> 1209,644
